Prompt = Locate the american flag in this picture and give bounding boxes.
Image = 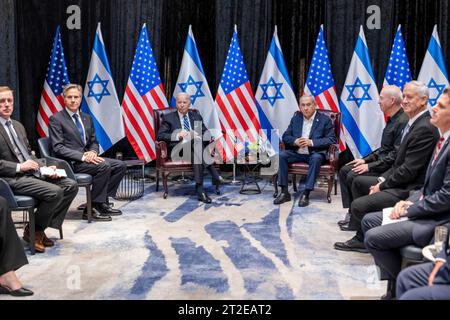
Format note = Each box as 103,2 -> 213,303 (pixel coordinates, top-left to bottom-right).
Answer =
121,24 -> 168,162
304,25 -> 345,152
36,26 -> 70,138
215,28 -> 261,162
383,25 -> 412,90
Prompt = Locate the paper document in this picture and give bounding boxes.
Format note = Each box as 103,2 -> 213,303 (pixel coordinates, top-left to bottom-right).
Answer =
40,167 -> 67,178
382,207 -> 409,226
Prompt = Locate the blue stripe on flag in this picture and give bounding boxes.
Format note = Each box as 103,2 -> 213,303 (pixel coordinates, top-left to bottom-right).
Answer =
185,35 -> 206,76
429,36 -> 449,80
269,39 -> 294,91
354,37 -> 377,83
81,99 -> 113,152
93,34 -> 113,76
256,101 -> 274,141
339,100 -> 372,157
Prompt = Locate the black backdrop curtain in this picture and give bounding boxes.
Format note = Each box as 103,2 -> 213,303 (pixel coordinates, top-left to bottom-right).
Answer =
1,0 -> 448,157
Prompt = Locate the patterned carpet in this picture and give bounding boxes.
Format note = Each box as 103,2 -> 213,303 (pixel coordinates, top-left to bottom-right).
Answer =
5,174 -> 386,300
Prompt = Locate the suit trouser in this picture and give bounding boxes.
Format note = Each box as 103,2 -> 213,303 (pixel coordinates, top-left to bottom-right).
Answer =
397,263 -> 450,300
362,211 -> 417,281
0,197 -> 28,276
348,175 -> 403,236
7,176 -> 78,230
339,165 -> 378,209
74,158 -> 126,204
278,150 -> 324,191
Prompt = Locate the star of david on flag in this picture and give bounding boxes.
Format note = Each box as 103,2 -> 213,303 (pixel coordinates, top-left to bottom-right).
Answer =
256,26 -> 298,151
383,25 -> 412,91
171,25 -> 221,139
418,25 -> 449,108
36,26 -> 70,138
82,23 -> 124,154
177,75 -> 205,105
121,24 -> 169,162
339,26 -> 385,159
304,25 -> 345,152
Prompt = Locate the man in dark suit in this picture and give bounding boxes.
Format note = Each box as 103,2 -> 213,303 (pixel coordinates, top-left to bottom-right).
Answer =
362,87 -> 450,300
0,86 -> 78,253
49,84 -> 126,221
338,86 -> 408,229
334,81 -> 440,253
0,196 -> 33,296
274,94 -> 336,207
396,224 -> 450,300
157,92 -> 221,203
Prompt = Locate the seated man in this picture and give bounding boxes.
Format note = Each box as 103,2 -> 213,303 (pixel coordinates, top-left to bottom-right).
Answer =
362,87 -> 450,300
0,196 -> 33,296
0,86 -> 78,253
49,84 -> 126,221
334,81 -> 440,252
274,94 -> 336,207
396,225 -> 450,300
157,92 -> 221,204
338,86 -> 408,228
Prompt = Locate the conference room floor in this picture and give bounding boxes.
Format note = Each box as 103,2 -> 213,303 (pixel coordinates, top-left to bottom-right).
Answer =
6,173 -> 385,300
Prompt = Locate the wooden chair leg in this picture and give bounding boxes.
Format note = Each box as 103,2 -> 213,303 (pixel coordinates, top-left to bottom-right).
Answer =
59,227 -> 64,239
163,172 -> 170,199
334,175 -> 338,195
272,174 -> 279,198
28,208 -> 35,255
293,175 -> 298,192
85,185 -> 92,223
155,169 -> 160,191
327,175 -> 334,203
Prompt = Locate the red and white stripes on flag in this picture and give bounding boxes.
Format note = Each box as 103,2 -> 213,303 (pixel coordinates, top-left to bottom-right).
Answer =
215,29 -> 261,162
121,24 -> 168,162
36,26 -> 70,138
304,25 -> 346,152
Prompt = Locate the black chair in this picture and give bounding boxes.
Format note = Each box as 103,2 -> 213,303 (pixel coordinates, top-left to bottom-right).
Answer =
400,245 -> 425,269
37,137 -> 93,223
0,178 -> 39,254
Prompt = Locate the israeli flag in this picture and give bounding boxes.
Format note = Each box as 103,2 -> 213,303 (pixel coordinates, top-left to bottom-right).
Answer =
255,26 -> 298,142
418,25 -> 450,108
339,26 -> 385,159
171,25 -> 221,138
82,23 -> 125,154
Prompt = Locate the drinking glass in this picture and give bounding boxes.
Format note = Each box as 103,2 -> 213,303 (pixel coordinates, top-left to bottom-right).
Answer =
434,226 -> 448,253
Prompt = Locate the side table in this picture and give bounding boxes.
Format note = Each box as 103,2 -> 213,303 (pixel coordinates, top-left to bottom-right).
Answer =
114,159 -> 145,200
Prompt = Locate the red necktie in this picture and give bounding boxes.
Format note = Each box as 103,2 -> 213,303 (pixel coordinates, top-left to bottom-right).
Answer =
433,136 -> 445,163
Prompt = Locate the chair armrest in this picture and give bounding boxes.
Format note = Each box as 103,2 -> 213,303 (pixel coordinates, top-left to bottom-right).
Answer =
327,144 -> 339,171
0,178 -> 18,208
155,141 -> 168,167
44,156 -> 77,180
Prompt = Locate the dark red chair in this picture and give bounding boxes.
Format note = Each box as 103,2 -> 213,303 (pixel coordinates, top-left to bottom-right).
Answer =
273,110 -> 341,203
154,108 -> 219,199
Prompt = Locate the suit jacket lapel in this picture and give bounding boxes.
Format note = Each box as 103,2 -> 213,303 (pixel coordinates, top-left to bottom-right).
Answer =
309,114 -> 321,138
63,109 -> 84,145
0,124 -> 18,159
424,139 -> 450,187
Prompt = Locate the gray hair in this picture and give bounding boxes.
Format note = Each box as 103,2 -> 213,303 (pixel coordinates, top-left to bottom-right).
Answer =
299,93 -> 317,105
405,81 -> 430,99
62,84 -> 83,98
176,92 -> 191,101
381,85 -> 403,104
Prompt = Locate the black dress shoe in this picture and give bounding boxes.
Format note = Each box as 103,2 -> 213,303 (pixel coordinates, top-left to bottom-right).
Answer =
334,237 -> 368,253
273,193 -> 291,205
381,280 -> 397,300
298,194 -> 310,207
339,223 -> 358,232
94,203 -> 122,216
198,192 -> 212,204
82,208 -> 112,221
0,285 -> 34,297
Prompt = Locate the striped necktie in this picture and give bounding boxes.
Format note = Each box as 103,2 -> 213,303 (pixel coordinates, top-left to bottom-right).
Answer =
183,114 -> 190,131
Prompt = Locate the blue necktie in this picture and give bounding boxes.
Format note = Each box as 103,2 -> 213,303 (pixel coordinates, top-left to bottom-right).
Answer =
400,124 -> 411,143
183,114 -> 190,131
73,114 -> 85,144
